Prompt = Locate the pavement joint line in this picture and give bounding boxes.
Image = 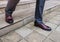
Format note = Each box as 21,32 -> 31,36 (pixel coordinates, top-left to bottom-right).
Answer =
48,21 -> 60,26
17,38 -> 23,42
0,17 -> 33,37
32,29 -> 47,38
42,29 -> 57,42
44,5 -> 60,16
34,30 -> 48,42
0,19 -> 23,30
24,23 -> 48,36
41,21 -> 59,42
22,28 -> 34,38
23,38 -> 29,42
23,30 -> 47,42
42,37 -> 48,42
42,27 -> 58,42
42,36 -> 55,42
42,31 -> 54,42
0,15 -> 34,30
49,38 -> 55,42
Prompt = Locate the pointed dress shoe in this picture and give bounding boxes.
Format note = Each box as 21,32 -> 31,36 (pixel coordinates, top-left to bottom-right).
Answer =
5,14 -> 14,24
34,21 -> 52,31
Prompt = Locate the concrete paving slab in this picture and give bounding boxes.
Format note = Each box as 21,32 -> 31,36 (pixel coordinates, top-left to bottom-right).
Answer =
25,31 -> 46,42
0,31 -> 22,42
15,26 -> 33,38
48,31 -> 60,42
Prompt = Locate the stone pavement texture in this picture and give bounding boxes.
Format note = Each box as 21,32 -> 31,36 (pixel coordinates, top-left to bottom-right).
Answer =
0,0 -> 60,36
0,3 -> 60,42
0,0 -> 60,42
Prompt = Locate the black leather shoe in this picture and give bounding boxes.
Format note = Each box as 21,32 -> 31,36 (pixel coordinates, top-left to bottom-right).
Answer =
34,21 -> 52,31
5,14 -> 14,24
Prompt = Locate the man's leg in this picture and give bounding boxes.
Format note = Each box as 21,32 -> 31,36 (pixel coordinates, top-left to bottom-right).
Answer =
5,0 -> 20,24
34,0 -> 51,31
35,0 -> 45,23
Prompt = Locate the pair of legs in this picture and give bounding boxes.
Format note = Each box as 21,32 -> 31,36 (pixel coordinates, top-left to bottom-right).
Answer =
5,0 -> 44,23
5,0 -> 51,31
